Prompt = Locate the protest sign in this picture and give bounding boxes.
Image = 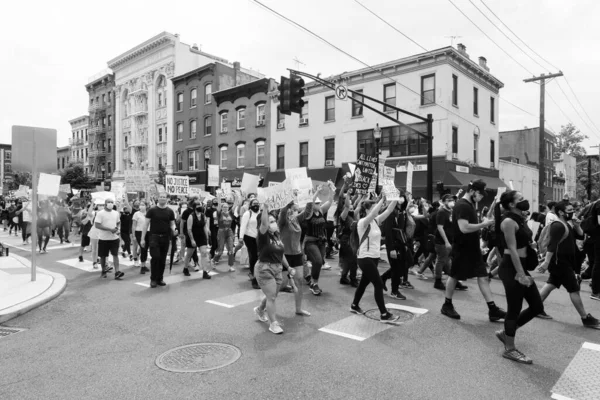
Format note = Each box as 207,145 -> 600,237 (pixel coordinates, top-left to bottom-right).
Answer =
406,161 -> 414,194
268,182 -> 281,187
124,170 -> 151,192
189,187 -> 202,197
91,191 -> 116,203
382,184 -> 401,201
157,184 -> 166,194
354,153 -> 377,194
221,182 -> 232,196
14,185 -> 29,199
291,178 -> 313,207
148,183 -> 159,199
257,181 -> 295,209
208,165 -> 219,187
59,184 -> 71,193
165,175 -> 189,196
285,167 -> 307,183
38,173 -> 61,196
240,173 -> 260,194
111,182 -> 126,204
127,192 -> 137,203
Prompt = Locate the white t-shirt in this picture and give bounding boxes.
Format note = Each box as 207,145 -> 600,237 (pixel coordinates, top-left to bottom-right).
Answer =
132,211 -> 147,232
95,209 -> 120,241
327,203 -> 337,223
88,211 -> 100,240
23,202 -> 32,222
357,218 -> 382,259
545,212 -> 559,225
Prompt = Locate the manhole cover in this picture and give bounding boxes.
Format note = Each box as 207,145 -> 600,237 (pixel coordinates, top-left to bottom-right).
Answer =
155,343 -> 241,373
364,309 -> 415,323
0,327 -> 26,338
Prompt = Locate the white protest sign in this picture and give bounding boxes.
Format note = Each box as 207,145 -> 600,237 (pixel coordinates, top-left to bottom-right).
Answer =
292,178 -> 314,207
124,169 -> 151,192
59,184 -> 71,193
189,187 -> 202,197
111,181 -> 126,204
165,175 -> 189,196
285,167 -> 308,183
208,165 -> 219,187
91,191 -> 116,203
38,173 -> 61,196
240,173 -> 260,195
268,182 -> 281,187
382,184 -> 401,201
406,161 -> 414,194
220,182 -> 232,196
15,185 -> 29,198
257,180 -> 295,210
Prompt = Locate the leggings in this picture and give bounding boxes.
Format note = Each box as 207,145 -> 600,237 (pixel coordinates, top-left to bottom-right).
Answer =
214,228 -> 234,266
56,220 -> 70,241
498,254 -> 544,337
37,226 -> 50,250
135,231 -> 149,263
381,248 -> 403,293
21,221 -> 31,242
121,232 -> 131,255
305,240 -> 326,281
210,228 -> 218,259
243,235 -> 258,276
353,257 -> 387,314
339,242 -> 357,280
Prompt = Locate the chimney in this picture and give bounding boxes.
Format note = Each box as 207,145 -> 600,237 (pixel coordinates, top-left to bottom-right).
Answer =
457,43 -> 469,58
478,56 -> 489,72
233,61 -> 241,86
192,43 -> 199,50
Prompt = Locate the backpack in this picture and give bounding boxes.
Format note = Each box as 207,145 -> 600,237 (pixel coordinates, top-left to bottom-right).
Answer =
350,220 -> 371,256
537,220 -> 569,255
579,200 -> 599,235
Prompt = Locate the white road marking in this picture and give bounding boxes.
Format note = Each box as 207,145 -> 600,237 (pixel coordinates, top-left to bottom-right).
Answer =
582,342 -> 600,352
318,328 -> 366,341
205,300 -> 234,309
385,303 -> 429,315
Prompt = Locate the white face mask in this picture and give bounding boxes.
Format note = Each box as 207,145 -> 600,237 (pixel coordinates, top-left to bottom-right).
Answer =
269,222 -> 278,232
447,201 -> 455,209
106,203 -> 114,210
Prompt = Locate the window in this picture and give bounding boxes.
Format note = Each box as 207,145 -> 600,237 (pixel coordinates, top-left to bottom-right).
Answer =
108,115 -> 112,127
490,97 -> 495,123
490,139 -> 495,168
277,145 -> 285,169
473,134 -> 479,164
103,117 -> 106,127
256,104 -> 266,126
421,75 -> 435,105
220,146 -> 228,169
205,83 -> 212,104
177,93 -> 183,111
352,89 -> 363,117
188,150 -> 199,171
452,127 -> 458,155
158,127 -> 163,142
357,122 -> 428,158
237,144 -> 245,168
190,88 -> 197,107
473,87 -> 479,116
158,157 -> 163,170
325,96 -> 335,121
220,112 -> 228,133
256,141 -> 265,166
85,131 -> 88,142
57,159 -> 60,170
108,162 -> 111,174
177,123 -> 183,140
177,152 -> 183,171
300,101 -> 309,124
325,138 -> 335,163
384,84 -> 396,111
452,74 -> 458,106
124,136 -> 128,147
107,139 -> 111,152
276,109 -> 285,128
204,117 -> 212,136
237,108 -> 245,130
102,94 -> 105,104
299,142 -> 308,167
191,120 -> 197,139
158,93 -> 163,107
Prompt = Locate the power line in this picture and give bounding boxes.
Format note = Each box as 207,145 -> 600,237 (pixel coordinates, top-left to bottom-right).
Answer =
563,76 -> 600,134
554,80 -> 600,138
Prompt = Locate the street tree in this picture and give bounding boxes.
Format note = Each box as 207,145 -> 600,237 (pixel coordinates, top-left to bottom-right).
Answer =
8,171 -> 32,190
155,165 -> 166,186
61,164 -> 89,188
554,123 -> 588,158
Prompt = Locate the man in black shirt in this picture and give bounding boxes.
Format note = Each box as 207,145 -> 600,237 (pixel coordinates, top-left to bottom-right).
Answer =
432,194 -> 455,290
582,200 -> 600,300
120,205 -> 132,259
441,180 -> 506,321
207,199 -> 219,259
141,193 -> 176,288
537,202 -> 599,329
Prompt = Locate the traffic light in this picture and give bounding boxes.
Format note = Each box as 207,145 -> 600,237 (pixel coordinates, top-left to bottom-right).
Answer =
436,181 -> 444,194
277,76 -> 291,116
289,74 -> 305,115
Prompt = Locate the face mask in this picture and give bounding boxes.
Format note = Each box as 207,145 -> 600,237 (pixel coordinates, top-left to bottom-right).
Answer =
515,199 -> 530,211
196,206 -> 204,212
181,205 -> 187,210
565,212 -> 574,221
106,204 -> 114,210
251,205 -> 260,212
447,201 -> 455,209
269,222 -> 278,232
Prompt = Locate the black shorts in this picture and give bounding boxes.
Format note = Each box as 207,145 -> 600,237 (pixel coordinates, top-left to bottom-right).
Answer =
80,235 -> 90,248
185,233 -> 207,248
285,253 -> 303,267
450,244 -> 488,280
547,267 -> 580,293
98,239 -> 120,257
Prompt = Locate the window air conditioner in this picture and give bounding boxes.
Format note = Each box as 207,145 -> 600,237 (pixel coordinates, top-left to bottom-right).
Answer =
325,159 -> 334,166
222,127 -> 228,133
300,118 -> 309,125
277,122 -> 285,129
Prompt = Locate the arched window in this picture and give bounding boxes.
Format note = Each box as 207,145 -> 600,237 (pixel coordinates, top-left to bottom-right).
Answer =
190,120 -> 197,139
205,83 -> 212,104
204,116 -> 212,136
191,88 -> 197,107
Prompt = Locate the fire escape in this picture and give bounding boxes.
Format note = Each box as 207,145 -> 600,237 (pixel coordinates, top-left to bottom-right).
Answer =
89,106 -> 108,179
125,82 -> 149,171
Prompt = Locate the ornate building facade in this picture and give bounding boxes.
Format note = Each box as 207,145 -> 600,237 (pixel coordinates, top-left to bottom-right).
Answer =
68,115 -> 90,173
86,71 -> 115,179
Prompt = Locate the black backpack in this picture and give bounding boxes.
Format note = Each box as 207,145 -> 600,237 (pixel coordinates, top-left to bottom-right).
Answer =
580,201 -> 599,235
349,220 -> 371,256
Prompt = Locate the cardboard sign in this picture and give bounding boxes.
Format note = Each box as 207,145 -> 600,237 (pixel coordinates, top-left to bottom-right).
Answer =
285,167 -> 308,183
406,161 -> 414,194
59,184 -> 71,193
165,175 -> 189,196
221,182 -> 232,196
38,173 -> 61,196
208,165 -> 219,187
353,153 -> 378,194
257,180 -> 295,210
111,182 -> 126,204
124,170 -> 151,192
240,173 -> 260,195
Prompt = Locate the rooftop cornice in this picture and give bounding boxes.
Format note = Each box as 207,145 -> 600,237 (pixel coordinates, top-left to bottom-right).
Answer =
212,78 -> 271,106
107,32 -> 176,70
68,115 -> 90,125
86,73 -> 115,90
171,63 -> 216,84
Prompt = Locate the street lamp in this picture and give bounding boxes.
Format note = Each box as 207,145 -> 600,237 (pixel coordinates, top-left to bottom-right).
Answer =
373,123 -> 382,194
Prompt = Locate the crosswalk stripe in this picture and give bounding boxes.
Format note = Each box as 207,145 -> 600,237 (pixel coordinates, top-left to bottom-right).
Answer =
205,289 -> 264,308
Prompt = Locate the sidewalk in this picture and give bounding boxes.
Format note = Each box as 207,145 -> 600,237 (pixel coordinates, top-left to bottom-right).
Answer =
0,252 -> 67,323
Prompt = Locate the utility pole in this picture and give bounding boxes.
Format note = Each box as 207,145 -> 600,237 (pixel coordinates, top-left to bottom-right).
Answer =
524,71 -> 563,205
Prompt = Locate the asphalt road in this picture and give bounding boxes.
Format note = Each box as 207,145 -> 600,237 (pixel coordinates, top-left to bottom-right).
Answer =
1,231 -> 598,400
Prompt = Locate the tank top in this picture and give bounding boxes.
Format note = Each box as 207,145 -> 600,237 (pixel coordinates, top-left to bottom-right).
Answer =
499,212 -> 532,251
218,211 -> 233,230
191,212 -> 206,241
305,211 -> 327,239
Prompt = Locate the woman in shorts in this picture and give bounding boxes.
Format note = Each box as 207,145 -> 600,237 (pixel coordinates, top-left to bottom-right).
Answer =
132,201 -> 150,274
78,202 -> 93,262
37,201 -> 53,253
184,198 -> 211,280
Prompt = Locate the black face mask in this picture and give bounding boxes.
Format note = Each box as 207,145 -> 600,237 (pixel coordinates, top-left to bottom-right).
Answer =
251,205 -> 260,212
348,211 -> 354,217
515,199 -> 530,211
565,212 -> 574,221
196,206 -> 204,212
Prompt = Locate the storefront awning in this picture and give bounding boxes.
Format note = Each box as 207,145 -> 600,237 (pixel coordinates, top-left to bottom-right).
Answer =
446,171 -> 510,190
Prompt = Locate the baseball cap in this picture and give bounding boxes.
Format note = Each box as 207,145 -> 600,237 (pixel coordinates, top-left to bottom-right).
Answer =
441,194 -> 454,202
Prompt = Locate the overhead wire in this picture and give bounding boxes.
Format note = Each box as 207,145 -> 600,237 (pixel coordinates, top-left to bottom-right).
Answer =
553,80 -> 600,138
564,77 -> 600,134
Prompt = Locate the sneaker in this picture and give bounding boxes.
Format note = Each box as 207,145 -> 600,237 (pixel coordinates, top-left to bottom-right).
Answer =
434,280 -> 446,291
157,281 -> 166,286
65,239 -> 70,244
389,291 -> 406,300
280,285 -> 293,293
350,304 -> 365,314
408,268 -> 418,276
502,348 -> 533,364
254,306 -> 269,323
455,281 -> 468,291
183,268 -> 191,277
129,254 -> 133,261
489,307 -> 507,322
401,280 -> 414,289
78,256 -> 84,262
101,270 -> 107,279
150,280 -> 157,288
92,263 -> 99,269
591,293 -> 600,301
194,265 -> 200,272
269,321 -> 283,334
380,312 -> 401,324
322,263 -> 332,270
121,252 -> 126,258
309,283 -> 322,296
415,272 -> 428,280
115,271 -> 125,280
340,276 -> 351,285
105,266 -> 114,273
495,330 -> 507,346
582,314 -> 600,329
350,278 -> 359,288
229,267 -> 235,272
536,311 -> 553,320
441,303 -> 461,320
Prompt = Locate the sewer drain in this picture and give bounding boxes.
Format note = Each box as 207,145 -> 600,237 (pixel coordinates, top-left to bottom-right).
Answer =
0,327 -> 26,338
364,309 -> 414,323
155,343 -> 241,373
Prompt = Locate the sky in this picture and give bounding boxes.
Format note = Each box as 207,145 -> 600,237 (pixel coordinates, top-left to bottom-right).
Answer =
2,0 -> 600,153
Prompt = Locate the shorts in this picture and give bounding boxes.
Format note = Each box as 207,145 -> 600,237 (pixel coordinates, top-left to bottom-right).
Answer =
285,253 -> 303,267
547,268 -> 580,293
80,234 -> 90,248
450,245 -> 488,280
255,262 -> 283,288
98,239 -> 120,258
186,233 -> 207,248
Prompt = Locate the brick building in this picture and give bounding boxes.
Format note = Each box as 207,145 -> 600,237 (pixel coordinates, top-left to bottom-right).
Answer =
86,71 -> 116,179
0,143 -> 11,195
57,146 -> 70,173
68,116 -> 90,172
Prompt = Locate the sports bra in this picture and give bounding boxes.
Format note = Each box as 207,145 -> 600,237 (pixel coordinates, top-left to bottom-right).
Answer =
500,212 -> 532,250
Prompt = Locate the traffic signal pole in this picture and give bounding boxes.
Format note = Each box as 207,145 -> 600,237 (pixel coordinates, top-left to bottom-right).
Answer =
286,69 -> 435,200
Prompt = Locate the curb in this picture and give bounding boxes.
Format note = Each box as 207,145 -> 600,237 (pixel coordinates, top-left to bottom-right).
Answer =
0,254 -> 67,324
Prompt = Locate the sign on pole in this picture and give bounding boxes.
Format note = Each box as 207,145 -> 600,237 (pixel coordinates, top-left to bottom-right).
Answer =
208,165 -> 220,187
406,161 -> 414,194
37,173 -> 61,196
165,175 -> 189,196
335,84 -> 348,100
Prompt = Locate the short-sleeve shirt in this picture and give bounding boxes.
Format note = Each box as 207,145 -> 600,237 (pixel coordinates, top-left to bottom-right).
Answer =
181,208 -> 193,233
257,230 -> 285,264
357,218 -> 381,259
146,206 -> 175,235
435,207 -> 453,245
95,209 -> 120,241
591,202 -> 600,237
451,198 -> 479,250
132,211 -> 147,232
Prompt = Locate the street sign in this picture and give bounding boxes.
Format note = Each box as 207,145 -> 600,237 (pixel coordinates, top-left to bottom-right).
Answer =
11,126 -> 57,173
335,84 -> 348,100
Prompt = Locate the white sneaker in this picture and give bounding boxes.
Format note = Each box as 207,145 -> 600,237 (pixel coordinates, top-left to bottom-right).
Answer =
408,268 -> 418,276
269,321 -> 283,334
254,306 -> 268,323
229,267 -> 235,272
322,263 -> 332,270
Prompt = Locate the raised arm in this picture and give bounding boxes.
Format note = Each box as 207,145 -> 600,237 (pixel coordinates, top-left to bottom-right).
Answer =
361,198 -> 385,226
259,204 -> 270,235
375,199 -> 398,225
340,193 -> 352,221
278,200 -> 293,229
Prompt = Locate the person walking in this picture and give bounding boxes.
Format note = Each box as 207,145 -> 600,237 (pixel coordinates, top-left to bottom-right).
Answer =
432,194 -> 456,290
78,202 -> 94,264
337,192 -> 360,287
55,200 -> 72,244
120,205 -> 133,260
381,196 -> 409,300
211,200 -> 236,272
36,201 -> 53,253
141,193 -> 176,288
240,198 -> 261,289
183,197 -> 211,279
180,198 -> 201,275
132,201 -> 150,274
350,197 -> 401,324
206,199 -> 220,260
95,198 -> 123,280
